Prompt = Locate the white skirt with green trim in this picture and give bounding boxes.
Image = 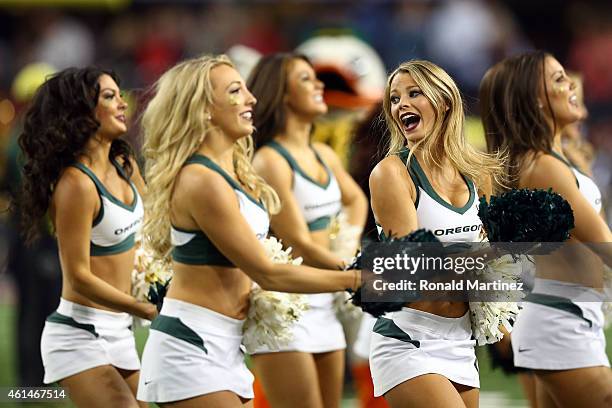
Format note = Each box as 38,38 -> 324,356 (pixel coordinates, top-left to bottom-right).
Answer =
41,298 -> 139,384
137,298 -> 253,403
370,307 -> 479,397
512,278 -> 609,370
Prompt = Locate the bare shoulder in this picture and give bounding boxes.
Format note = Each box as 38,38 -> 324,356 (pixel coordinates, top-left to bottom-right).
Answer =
52,166 -> 98,215
253,146 -> 291,171
522,152 -> 575,190
312,141 -> 335,156
370,155 -> 409,185
312,142 -> 339,165
252,145 -> 292,185
176,163 -> 235,201
370,155 -> 415,196
54,166 -> 97,199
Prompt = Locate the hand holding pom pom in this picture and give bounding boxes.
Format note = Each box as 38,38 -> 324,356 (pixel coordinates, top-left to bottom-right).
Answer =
242,237 -> 308,354
346,228 -> 439,317
131,241 -> 173,320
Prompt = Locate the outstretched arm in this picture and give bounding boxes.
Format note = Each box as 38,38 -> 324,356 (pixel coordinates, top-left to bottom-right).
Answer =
185,165 -> 359,292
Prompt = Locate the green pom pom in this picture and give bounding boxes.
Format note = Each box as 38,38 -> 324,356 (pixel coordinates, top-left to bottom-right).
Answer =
478,188 -> 574,243
349,229 -> 440,317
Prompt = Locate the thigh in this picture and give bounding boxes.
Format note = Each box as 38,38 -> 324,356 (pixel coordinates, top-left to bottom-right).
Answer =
384,374 -> 467,408
160,391 -> 244,408
117,368 -> 147,408
454,382 -> 479,408
313,350 -> 345,408
252,352 -> 323,408
535,375 -> 558,408
536,366 -> 612,408
517,371 -> 538,408
59,365 -> 139,408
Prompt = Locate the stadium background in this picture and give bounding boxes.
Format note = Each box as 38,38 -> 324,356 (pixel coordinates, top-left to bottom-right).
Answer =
1,1 -> 611,407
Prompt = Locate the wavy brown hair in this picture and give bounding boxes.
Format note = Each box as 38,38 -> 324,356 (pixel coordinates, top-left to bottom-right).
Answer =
479,51 -> 555,188
17,67 -> 133,243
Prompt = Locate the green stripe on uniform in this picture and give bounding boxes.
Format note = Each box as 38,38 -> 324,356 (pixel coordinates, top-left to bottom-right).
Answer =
525,293 -> 593,327
91,233 -> 136,256
373,317 -> 420,347
171,230 -> 234,266
151,315 -> 208,353
307,216 -> 332,231
46,311 -> 99,337
267,141 -> 332,189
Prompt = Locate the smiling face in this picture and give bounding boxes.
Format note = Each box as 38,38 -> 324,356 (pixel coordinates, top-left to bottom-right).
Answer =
285,58 -> 327,119
389,72 -> 436,145
540,56 -> 581,128
209,64 -> 256,140
94,74 -> 127,139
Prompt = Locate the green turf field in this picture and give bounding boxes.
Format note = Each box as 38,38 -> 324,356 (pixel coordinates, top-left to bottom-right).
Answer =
1,303 -> 611,408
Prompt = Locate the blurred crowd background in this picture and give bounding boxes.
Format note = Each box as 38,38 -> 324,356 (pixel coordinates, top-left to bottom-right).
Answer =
0,0 -> 611,405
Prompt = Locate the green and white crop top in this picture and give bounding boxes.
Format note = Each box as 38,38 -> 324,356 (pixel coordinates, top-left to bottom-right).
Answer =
267,141 -> 342,231
377,149 -> 482,243
72,160 -> 144,256
171,154 -> 270,266
550,151 -> 602,213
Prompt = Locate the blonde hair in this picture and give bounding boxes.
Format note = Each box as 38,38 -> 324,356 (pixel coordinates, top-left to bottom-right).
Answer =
142,54 -> 280,259
383,60 -> 506,192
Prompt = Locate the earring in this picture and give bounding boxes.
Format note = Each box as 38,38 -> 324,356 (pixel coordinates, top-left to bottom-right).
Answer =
206,114 -> 212,121
537,103 -> 544,109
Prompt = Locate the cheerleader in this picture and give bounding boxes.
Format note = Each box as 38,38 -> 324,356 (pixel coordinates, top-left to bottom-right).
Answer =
18,67 -> 155,407
480,51 -> 612,408
246,53 -> 367,408
136,54 -> 360,407
369,60 -> 504,408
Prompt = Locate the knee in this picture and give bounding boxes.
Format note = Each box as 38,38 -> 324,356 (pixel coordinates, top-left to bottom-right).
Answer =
108,392 -> 139,408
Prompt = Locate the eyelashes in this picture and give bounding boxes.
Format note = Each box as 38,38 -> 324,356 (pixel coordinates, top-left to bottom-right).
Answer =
389,89 -> 422,104
103,91 -> 125,100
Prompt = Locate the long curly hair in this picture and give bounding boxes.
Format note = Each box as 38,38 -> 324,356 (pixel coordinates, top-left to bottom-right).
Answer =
142,54 -> 280,261
382,60 -> 506,192
479,51 -> 555,188
18,67 -> 134,243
